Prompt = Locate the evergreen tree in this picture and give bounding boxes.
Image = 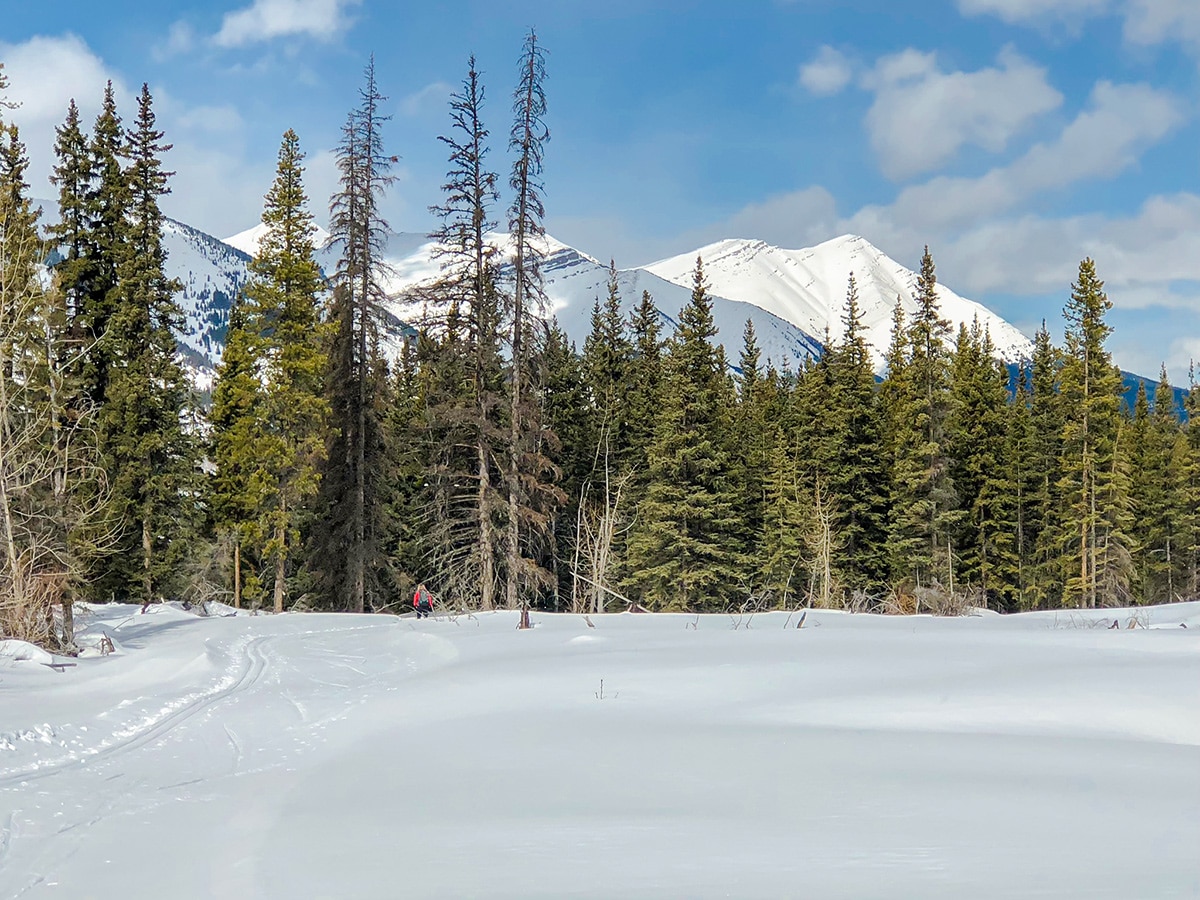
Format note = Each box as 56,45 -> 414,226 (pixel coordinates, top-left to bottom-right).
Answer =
47,101 -> 94,324
208,295 -> 265,608
625,289 -> 663,463
625,259 -> 744,610
948,319 -> 1016,604
1004,367 -> 1039,608
77,83 -> 128,411
1026,324 -> 1064,608
244,130 -> 328,613
1183,369 -> 1200,597
824,274 -> 887,590
505,29 -> 560,608
428,55 -> 506,609
886,249 -> 959,592
94,84 -> 198,605
0,119 -> 107,646
759,425 -> 807,607
1055,259 -> 1132,608
731,318 -> 771,580
581,262 -> 633,469
314,58 -> 396,612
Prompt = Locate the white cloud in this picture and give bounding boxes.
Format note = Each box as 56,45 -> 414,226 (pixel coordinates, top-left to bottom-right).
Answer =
214,0 -> 361,48
401,81 -> 453,117
961,0 -> 1200,52
0,32 -> 272,238
1124,0 -> 1200,48
153,21 -> 196,62
0,34 -> 135,201
861,47 -> 1062,181
173,104 -> 245,134
846,80 -> 1182,243
798,46 -> 853,96
957,0 -> 1111,23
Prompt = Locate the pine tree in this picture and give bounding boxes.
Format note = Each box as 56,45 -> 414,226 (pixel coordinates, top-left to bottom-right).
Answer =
0,120 -> 107,646
1026,324 -> 1064,608
48,101 -> 94,323
93,84 -> 199,605
1055,259 -> 1132,608
1004,367 -> 1039,608
244,130 -> 328,613
1182,369 -> 1200,597
948,319 -> 1016,604
731,318 -> 772,582
886,249 -> 959,592
428,55 -> 505,609
76,83 -> 128,412
824,274 -> 887,591
759,426 -> 807,607
314,58 -> 396,612
581,262 -> 633,469
505,29 -> 561,608
208,295 -> 265,608
625,289 -> 663,464
625,259 -> 744,610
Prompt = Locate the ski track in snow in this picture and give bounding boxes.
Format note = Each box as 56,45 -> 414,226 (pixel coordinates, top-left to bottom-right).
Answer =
0,633 -> 270,786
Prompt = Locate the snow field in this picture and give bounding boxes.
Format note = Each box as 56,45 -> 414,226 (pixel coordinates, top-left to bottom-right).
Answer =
1,603 -> 1198,898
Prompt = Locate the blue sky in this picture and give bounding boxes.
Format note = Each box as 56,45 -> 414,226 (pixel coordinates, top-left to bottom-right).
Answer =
2,0 -> 1199,377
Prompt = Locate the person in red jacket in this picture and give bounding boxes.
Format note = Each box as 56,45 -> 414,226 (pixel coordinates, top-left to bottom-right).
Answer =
413,583 -> 433,619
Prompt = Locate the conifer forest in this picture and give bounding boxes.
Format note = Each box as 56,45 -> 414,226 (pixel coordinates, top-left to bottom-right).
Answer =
2,36 -> 1199,652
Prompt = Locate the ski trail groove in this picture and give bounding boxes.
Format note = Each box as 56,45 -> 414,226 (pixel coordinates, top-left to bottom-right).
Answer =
0,635 -> 270,787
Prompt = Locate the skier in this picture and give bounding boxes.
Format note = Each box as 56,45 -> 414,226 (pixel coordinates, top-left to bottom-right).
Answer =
413,583 -> 434,619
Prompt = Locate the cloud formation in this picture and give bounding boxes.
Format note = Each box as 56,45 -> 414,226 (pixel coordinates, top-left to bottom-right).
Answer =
798,46 -> 853,96
861,47 -> 1063,181
961,0 -> 1200,50
214,0 -> 362,48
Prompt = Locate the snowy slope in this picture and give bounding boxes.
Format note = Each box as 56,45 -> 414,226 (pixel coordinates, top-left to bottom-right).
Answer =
162,222 -> 1037,380
645,235 -> 1035,371
222,221 -> 333,257
368,232 -> 825,367
163,219 -> 252,392
1,603 -> 1198,898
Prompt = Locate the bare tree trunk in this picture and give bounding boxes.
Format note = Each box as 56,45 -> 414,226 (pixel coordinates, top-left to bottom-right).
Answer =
478,440 -> 495,610
273,517 -> 286,614
141,516 -> 153,605
234,537 -> 242,609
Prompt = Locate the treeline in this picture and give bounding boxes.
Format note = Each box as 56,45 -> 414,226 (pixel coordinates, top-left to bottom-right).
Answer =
2,40 -> 1199,650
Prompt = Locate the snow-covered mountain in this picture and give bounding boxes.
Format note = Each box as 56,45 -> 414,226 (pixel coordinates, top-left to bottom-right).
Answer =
156,221 -> 1037,385
644,235 -> 1034,370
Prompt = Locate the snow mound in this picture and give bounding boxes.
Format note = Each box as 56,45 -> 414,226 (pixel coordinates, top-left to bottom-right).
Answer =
0,639 -> 53,665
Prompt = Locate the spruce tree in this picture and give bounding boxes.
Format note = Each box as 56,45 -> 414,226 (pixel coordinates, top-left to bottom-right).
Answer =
625,289 -> 663,464
1055,259 -> 1132,608
428,55 -> 506,608
1,120 -> 106,645
76,83 -> 128,412
734,318 -> 771,553
245,130 -> 328,613
314,58 -> 396,612
504,29 -> 561,608
625,259 -> 744,610
824,274 -> 887,590
948,319 -> 1016,604
208,295 -> 264,608
1026,324 -> 1064,608
1171,371 -> 1199,597
1004,367 -> 1039,609
760,425 -> 807,607
94,84 -> 198,605
886,249 -> 959,593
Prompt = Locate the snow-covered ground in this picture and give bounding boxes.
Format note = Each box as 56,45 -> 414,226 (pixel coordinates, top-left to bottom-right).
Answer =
2,602 -> 1198,898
